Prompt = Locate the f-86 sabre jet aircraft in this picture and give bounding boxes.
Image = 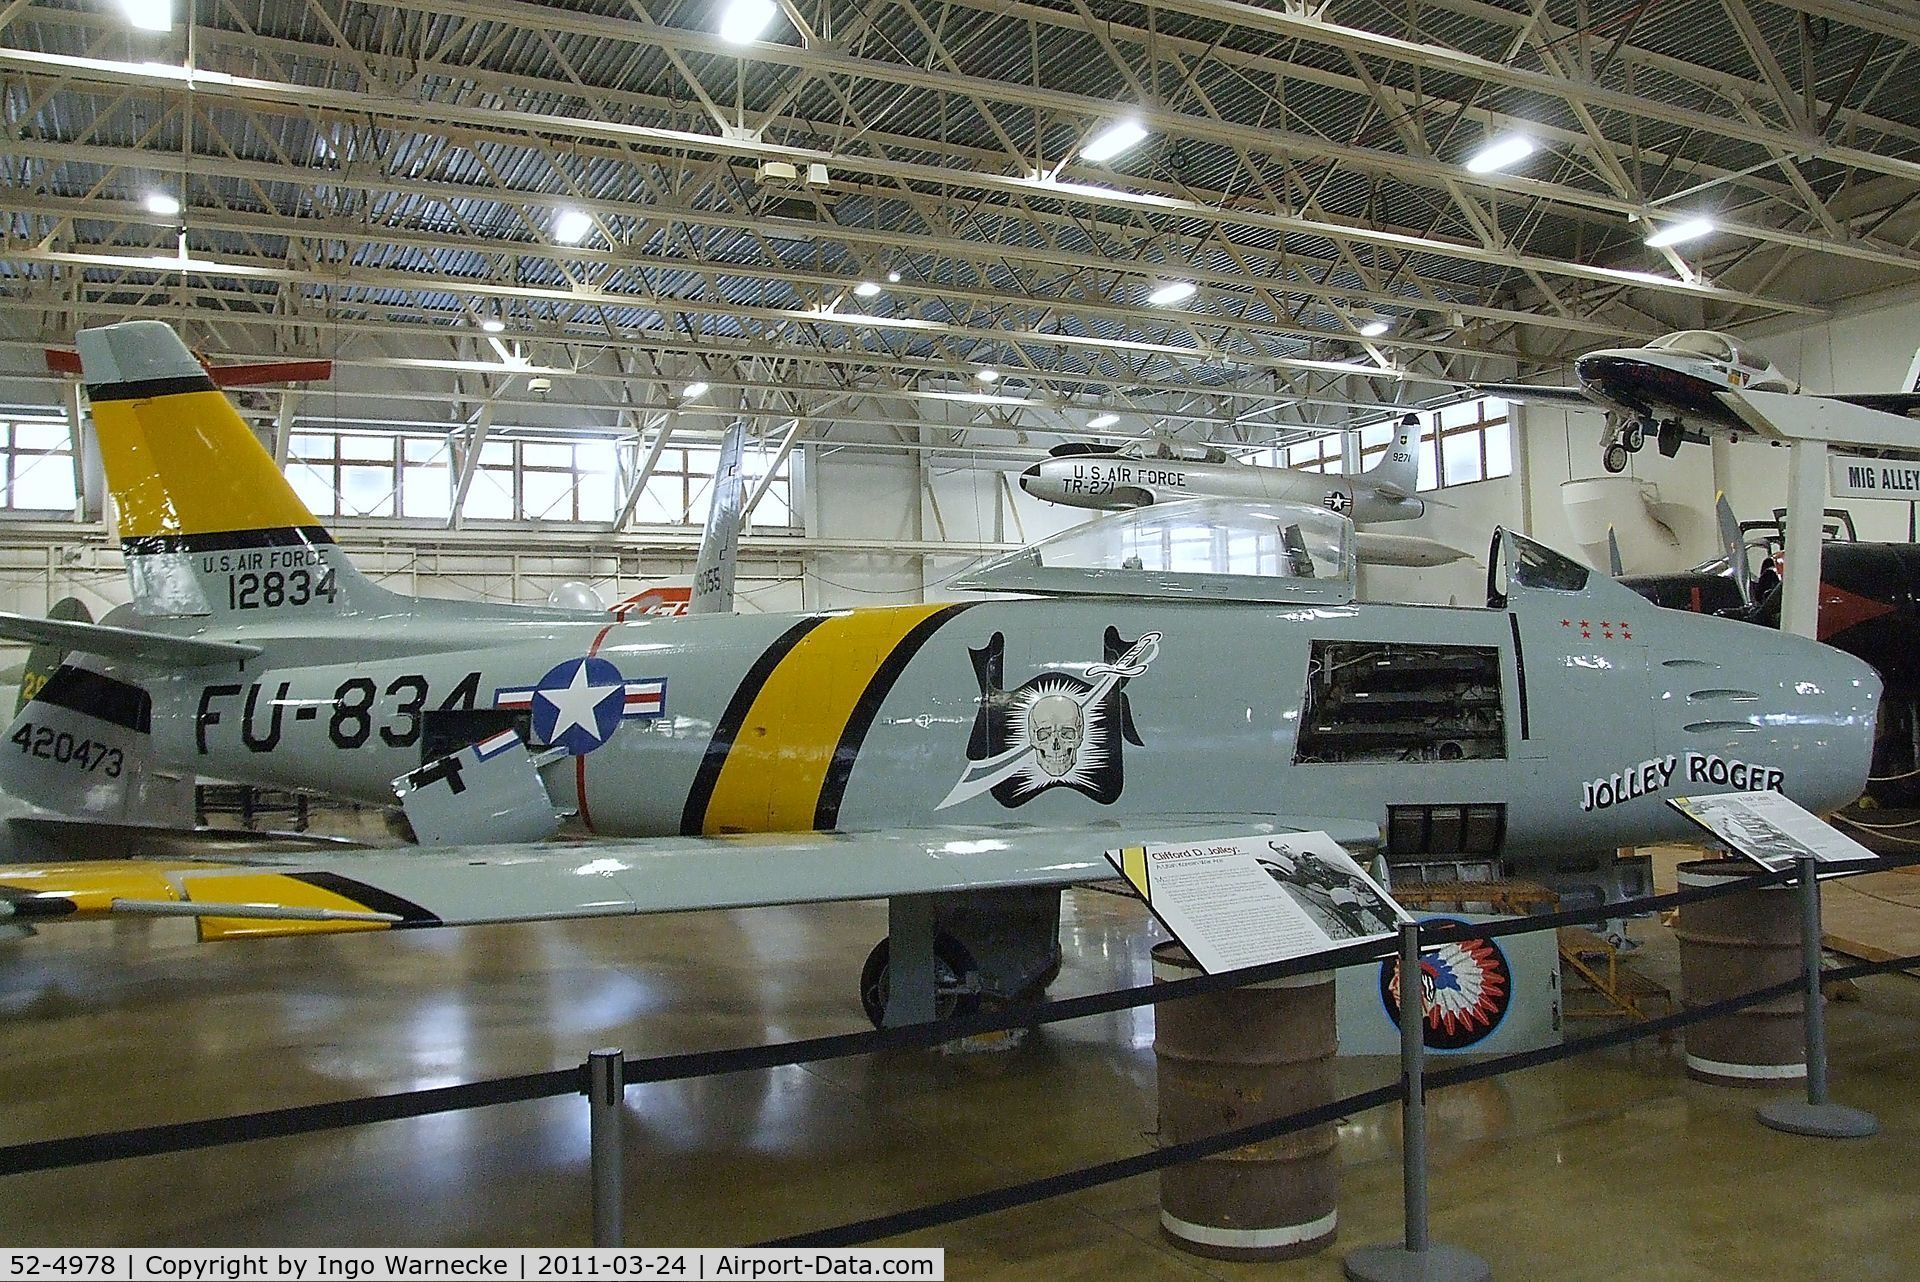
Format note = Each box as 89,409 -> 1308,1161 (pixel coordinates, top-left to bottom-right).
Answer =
1020,416 -> 1427,522
1473,330 -> 1920,475
0,321 -> 1881,1026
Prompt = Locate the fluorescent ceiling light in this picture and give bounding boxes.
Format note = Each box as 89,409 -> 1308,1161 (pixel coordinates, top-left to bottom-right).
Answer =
680,381 -> 710,400
143,191 -> 181,216
1644,216 -> 1716,248
853,281 -> 882,298
1080,119 -> 1149,164
120,0 -> 171,31
1147,281 -> 1196,306
718,0 -> 779,44
1358,319 -> 1391,338
1465,135 -> 1536,174
1088,413 -> 1119,430
975,368 -> 1000,383
481,319 -> 506,334
887,270 -> 901,283
552,209 -> 594,243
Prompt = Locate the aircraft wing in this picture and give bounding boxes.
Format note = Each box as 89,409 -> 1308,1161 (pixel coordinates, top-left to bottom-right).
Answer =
0,815 -> 1380,940
1462,382 -> 1605,408
1820,393 -> 1920,418
0,611 -> 260,668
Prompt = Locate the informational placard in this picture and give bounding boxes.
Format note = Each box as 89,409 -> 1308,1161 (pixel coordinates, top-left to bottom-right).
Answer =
1106,831 -> 1409,973
1829,453 -> 1920,502
1669,790 -> 1878,872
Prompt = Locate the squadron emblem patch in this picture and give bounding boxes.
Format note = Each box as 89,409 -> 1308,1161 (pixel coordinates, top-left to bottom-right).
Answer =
1380,920 -> 1513,1051
938,629 -> 1158,810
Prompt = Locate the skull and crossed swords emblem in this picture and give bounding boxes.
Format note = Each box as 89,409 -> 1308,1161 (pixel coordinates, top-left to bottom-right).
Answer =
939,628 -> 1160,809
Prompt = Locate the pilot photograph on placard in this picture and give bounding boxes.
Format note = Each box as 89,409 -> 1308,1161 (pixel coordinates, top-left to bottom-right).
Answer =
1256,838 -> 1404,941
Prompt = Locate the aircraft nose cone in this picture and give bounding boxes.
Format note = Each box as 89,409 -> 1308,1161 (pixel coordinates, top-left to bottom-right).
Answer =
1575,353 -> 1632,388
1018,463 -> 1041,493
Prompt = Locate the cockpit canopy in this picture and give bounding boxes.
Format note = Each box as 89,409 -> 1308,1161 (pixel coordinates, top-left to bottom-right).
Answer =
955,498 -> 1356,604
1644,330 -> 1794,391
1117,439 -> 1232,464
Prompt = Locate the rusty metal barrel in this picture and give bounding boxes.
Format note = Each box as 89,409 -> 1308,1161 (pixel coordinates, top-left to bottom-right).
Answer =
1675,859 -> 1806,1087
1151,943 -> 1338,1260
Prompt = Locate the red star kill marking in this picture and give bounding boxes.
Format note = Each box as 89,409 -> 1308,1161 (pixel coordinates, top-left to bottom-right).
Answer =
1560,619 -> 1572,627
1599,620 -> 1611,628
1622,630 -> 1633,640
1579,620 -> 1589,628
1603,630 -> 1614,639
1581,629 -> 1591,639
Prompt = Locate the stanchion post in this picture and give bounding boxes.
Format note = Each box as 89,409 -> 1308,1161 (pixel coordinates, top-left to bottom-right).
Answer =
588,1048 -> 627,1246
1344,922 -> 1490,1282
1756,858 -> 1878,1139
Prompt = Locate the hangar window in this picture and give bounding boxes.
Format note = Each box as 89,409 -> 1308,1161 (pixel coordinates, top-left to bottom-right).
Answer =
1353,397 -> 1510,493
0,419 -> 76,513
452,437 -> 619,524
1282,433 -> 1345,474
287,432 -> 398,518
626,442 -> 794,529
1294,641 -> 1506,764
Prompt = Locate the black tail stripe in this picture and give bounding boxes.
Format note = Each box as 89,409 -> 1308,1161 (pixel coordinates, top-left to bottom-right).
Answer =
287,872 -> 441,927
679,617 -> 829,835
31,666 -> 151,733
86,374 -> 218,402
813,603 -> 977,830
121,526 -> 336,556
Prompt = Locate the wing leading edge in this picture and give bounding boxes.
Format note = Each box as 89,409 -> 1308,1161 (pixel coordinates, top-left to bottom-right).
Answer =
0,815 -> 1380,941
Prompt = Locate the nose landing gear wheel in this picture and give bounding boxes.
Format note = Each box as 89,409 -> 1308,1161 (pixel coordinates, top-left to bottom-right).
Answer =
859,932 -> 984,1028
1603,442 -> 1631,474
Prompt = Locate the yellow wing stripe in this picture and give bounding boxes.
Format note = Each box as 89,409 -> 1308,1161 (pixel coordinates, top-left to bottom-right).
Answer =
91,390 -> 318,538
700,604 -> 953,833
188,872 -> 395,941
0,861 -> 213,914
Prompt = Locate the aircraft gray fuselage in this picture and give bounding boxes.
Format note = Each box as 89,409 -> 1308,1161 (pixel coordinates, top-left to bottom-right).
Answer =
110,570 -> 1877,868
1018,455 -> 1426,522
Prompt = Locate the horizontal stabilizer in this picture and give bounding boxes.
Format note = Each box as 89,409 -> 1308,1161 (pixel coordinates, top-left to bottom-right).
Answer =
0,611 -> 259,667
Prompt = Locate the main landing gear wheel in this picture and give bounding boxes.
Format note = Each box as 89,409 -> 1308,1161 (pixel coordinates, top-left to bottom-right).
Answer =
859,933 -> 983,1028
1621,420 -> 1646,452
1603,442 -> 1631,474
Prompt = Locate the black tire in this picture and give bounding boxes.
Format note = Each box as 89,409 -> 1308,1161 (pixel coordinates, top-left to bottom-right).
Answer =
1603,443 -> 1630,474
859,933 -> 983,1028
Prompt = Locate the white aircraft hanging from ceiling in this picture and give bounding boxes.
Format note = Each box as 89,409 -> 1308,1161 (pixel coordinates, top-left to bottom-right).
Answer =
1470,330 -> 1920,475
1019,415 -> 1465,567
1019,414 -> 1428,522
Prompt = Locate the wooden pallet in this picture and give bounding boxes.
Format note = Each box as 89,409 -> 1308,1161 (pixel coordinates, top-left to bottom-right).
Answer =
1820,866 -> 1920,971
1558,926 -> 1677,1023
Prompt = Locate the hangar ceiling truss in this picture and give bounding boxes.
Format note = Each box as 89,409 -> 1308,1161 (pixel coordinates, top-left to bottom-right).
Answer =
1,0 -> 1918,447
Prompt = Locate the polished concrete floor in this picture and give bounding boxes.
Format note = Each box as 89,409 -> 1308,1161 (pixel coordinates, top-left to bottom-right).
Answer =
2,882 -> 1917,1279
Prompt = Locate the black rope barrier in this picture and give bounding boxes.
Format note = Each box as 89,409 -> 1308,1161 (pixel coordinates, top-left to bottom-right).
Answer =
760,1082 -> 1408,1248
761,948 -> 1920,1247
0,1064 -> 583,1177
1,854 -> 1914,1182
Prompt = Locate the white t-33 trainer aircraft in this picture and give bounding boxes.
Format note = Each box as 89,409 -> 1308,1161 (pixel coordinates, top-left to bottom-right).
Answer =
1020,415 -> 1427,523
0,321 -> 1881,1024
